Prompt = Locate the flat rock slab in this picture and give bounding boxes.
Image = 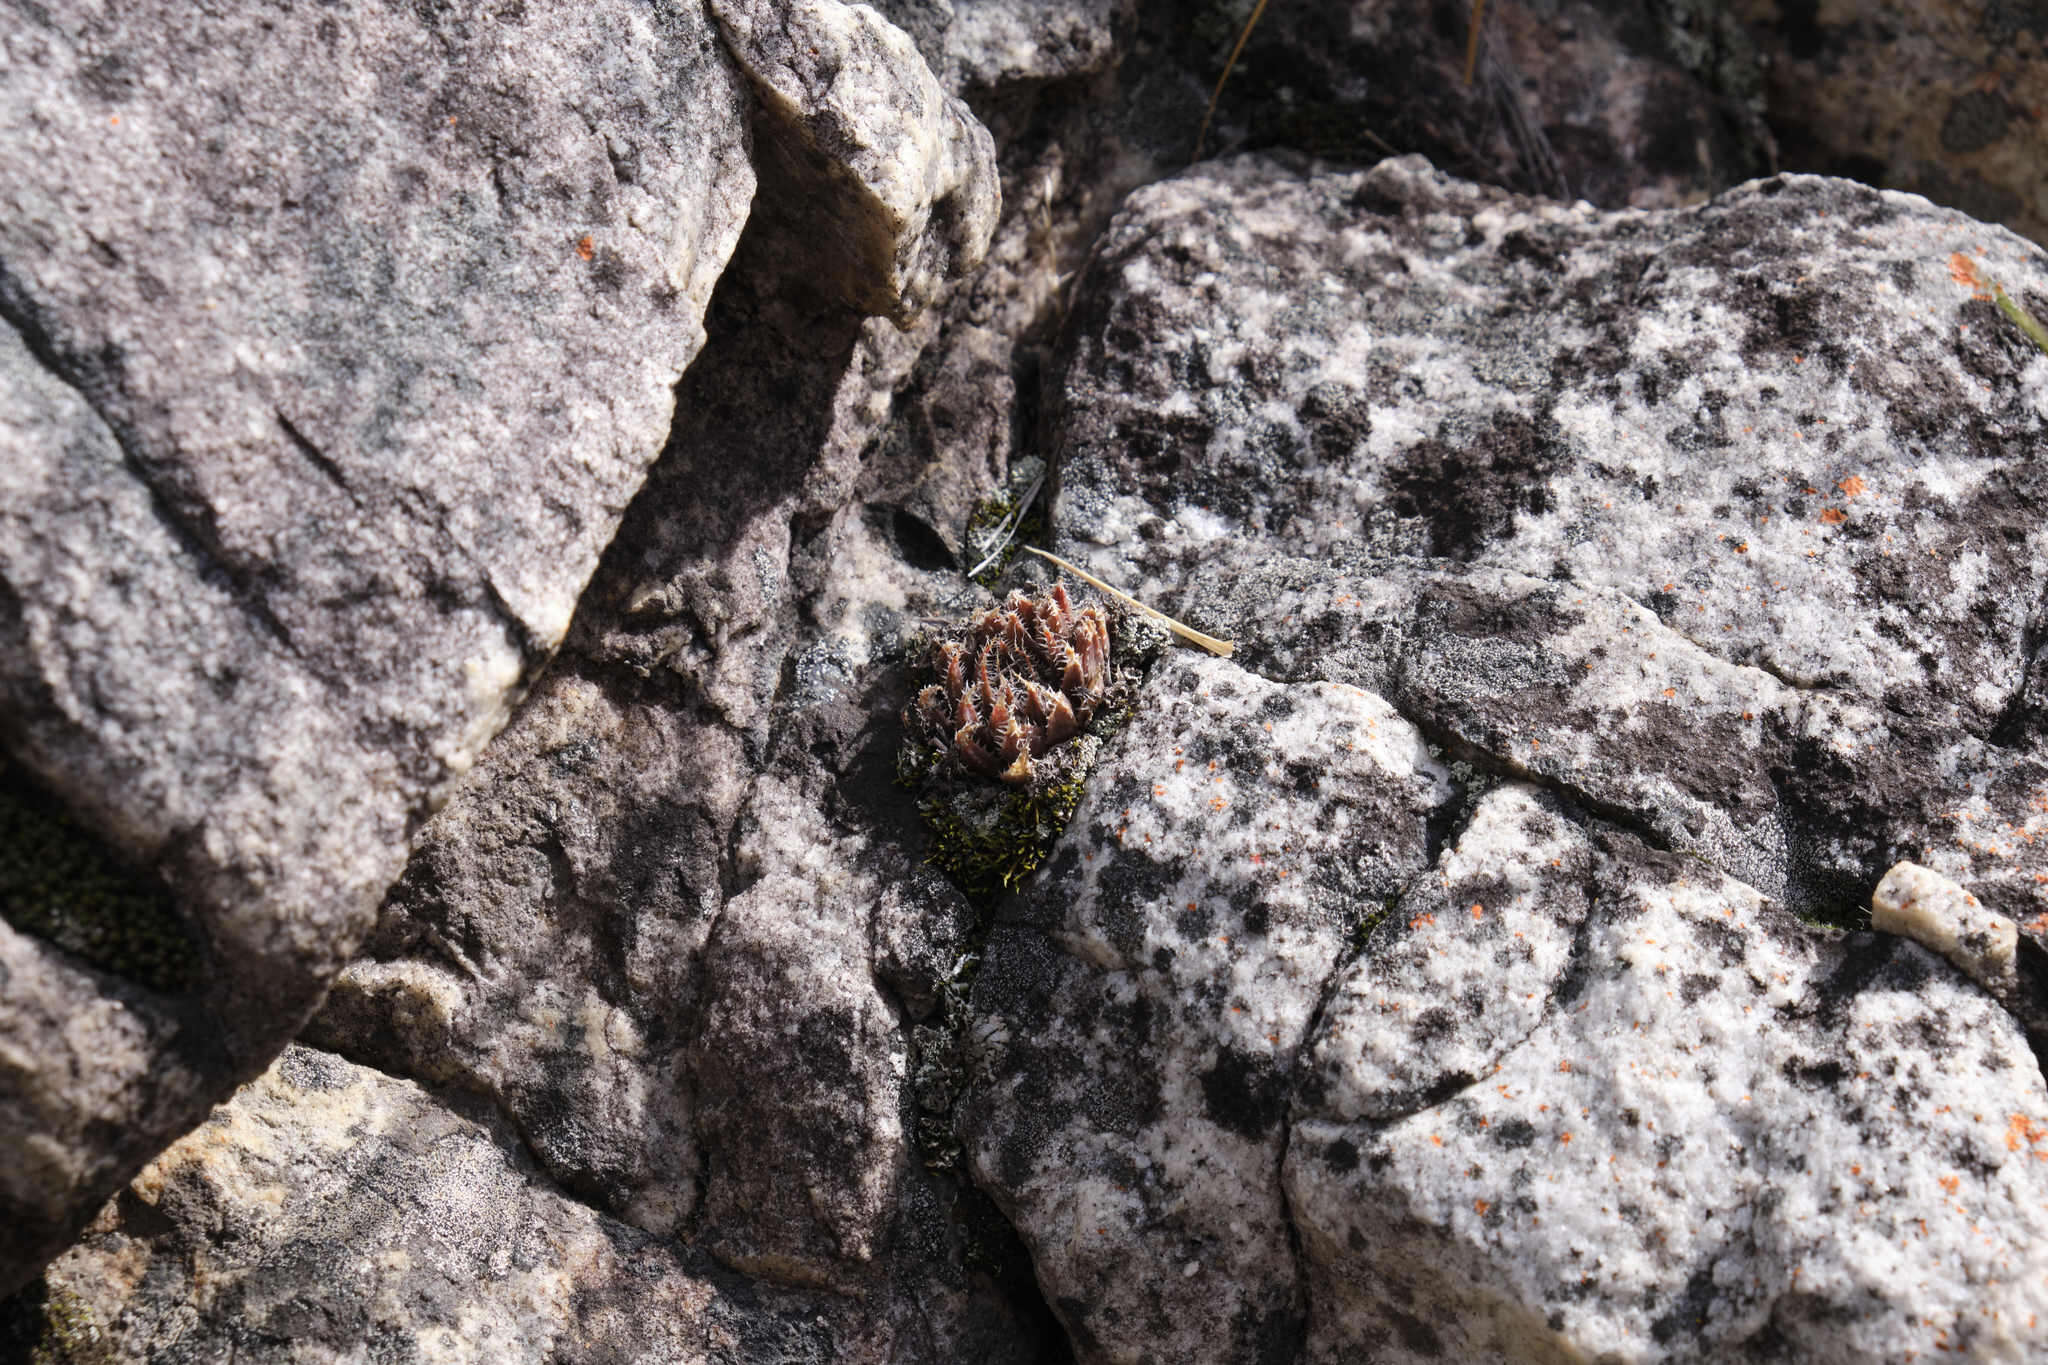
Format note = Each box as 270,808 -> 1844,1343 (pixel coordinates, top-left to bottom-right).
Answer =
1293,785 -> 2048,1363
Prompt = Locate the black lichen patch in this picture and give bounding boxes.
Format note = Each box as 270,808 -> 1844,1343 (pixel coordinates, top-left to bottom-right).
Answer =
1382,412 -> 1570,559
0,759 -> 203,994
1199,1045 -> 1288,1141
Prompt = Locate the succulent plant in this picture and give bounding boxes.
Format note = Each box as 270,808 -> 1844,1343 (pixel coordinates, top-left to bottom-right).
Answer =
903,581 -> 1112,787
898,579 -> 1150,902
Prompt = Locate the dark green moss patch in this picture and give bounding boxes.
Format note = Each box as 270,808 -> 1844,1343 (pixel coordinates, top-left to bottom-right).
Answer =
0,759 -> 203,993
0,1277 -> 112,1365
902,735 -> 1098,904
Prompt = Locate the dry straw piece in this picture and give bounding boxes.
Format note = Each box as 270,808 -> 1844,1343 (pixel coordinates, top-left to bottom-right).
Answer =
1023,546 -> 1235,657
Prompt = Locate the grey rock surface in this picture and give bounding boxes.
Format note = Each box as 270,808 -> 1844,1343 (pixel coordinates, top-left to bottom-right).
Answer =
1054,156 -> 2048,922
37,1044 -> 1026,1364
1291,789 -> 2048,1363
1736,0 -> 2048,249
14,1 -> 2048,1360
0,0 -> 756,1286
962,652 -> 1456,1361
711,0 -> 1001,322
0,0 -> 1004,1297
962,149 -> 2048,1361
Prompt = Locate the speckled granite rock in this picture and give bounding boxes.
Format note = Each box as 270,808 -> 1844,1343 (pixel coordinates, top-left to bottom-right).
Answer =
18,4 -> 2048,1360
711,0 -> 1001,322
1053,155 -> 2048,922
962,652 -> 1456,1361
948,150 -> 2048,1360
1291,787 -> 2048,1363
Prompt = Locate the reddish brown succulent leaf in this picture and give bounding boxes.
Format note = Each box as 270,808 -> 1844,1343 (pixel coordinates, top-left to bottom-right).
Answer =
903,579 -> 1115,782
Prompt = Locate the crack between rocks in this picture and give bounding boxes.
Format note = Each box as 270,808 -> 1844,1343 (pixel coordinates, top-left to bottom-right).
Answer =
275,410 -> 359,507
0,267 -> 314,671
1990,608 -> 2044,751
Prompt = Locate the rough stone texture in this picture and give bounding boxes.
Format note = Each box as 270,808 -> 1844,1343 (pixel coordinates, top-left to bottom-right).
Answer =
1291,790 -> 2048,1363
947,151 -> 2048,1360
711,0 -> 1001,322
1738,0 -> 2048,248
0,0 -> 757,1288
0,0 -> 1008,1301
962,652 -> 1456,1362
35,1045 -> 1028,1364
15,2 -> 2048,1360
1053,156 -> 2048,925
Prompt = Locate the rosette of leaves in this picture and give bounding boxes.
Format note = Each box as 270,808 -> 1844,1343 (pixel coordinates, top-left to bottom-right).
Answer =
899,581 -> 1133,900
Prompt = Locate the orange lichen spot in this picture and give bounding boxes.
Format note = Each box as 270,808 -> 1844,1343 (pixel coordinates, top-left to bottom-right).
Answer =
1838,475 -> 1867,499
577,235 -> 596,261
1941,1175 -> 1961,1194
1662,688 -> 1677,699
2005,1114 -> 2048,1154
1735,543 -> 1748,554
1949,252 -> 1991,299
1820,508 -> 1849,525
1558,1061 -> 1572,1073
1474,1199 -> 1490,1215
1471,903 -> 1485,920
1559,1132 -> 1572,1144
1431,1134 -> 1443,1146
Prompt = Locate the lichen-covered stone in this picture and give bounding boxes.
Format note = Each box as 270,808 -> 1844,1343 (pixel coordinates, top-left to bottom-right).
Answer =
1291,789 -> 2048,1363
1052,156 -> 2048,932
961,652 -> 1455,1363
995,149 -> 2048,1361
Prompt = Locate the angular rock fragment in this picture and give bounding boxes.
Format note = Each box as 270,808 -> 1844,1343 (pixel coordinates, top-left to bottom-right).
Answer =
710,0 -> 1000,323
962,653 -> 1455,1363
